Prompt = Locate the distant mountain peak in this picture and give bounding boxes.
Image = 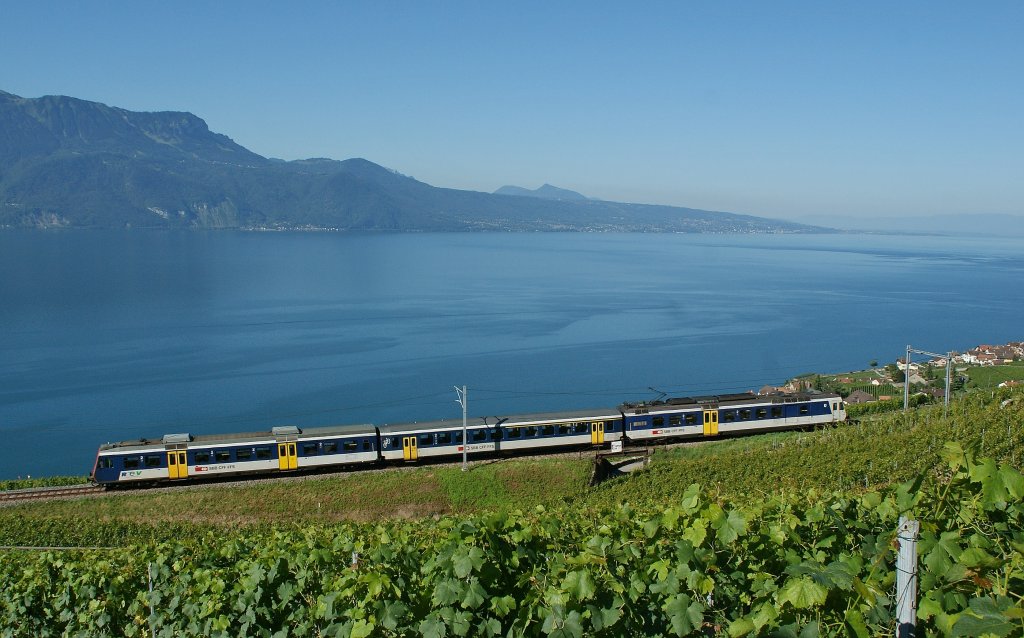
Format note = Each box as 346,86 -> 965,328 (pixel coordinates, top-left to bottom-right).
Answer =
494,183 -> 588,201
0,90 -> 826,234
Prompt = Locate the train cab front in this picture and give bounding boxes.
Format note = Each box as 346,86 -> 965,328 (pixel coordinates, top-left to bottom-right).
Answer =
91,452 -> 120,487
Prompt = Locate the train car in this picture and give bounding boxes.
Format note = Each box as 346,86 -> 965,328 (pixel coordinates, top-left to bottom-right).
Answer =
620,391 -> 846,441
378,407 -> 623,462
496,408 -> 624,452
93,423 -> 377,486
91,389 -> 848,486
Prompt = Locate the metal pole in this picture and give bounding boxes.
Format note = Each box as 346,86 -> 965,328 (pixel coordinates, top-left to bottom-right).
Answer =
904,345 -> 911,413
895,517 -> 920,638
944,352 -> 952,418
148,562 -> 157,638
454,385 -> 467,471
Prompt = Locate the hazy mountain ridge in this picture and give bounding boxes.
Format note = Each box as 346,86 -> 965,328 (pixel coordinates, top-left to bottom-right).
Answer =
494,184 -> 588,201
0,90 -> 824,233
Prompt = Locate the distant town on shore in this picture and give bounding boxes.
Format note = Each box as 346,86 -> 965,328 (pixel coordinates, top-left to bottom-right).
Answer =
761,341 -> 1024,404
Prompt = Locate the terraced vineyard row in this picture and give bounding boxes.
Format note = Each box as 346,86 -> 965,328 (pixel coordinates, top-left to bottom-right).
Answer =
2,444 -> 1022,637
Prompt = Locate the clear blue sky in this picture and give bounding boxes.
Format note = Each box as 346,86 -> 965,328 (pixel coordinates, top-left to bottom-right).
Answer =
3,1 -> 1021,219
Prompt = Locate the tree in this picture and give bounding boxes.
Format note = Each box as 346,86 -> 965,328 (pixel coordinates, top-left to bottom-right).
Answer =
885,363 -> 905,383
869,360 -> 878,368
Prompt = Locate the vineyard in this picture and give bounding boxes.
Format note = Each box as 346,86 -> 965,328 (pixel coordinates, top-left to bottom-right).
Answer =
1,390 -> 1022,636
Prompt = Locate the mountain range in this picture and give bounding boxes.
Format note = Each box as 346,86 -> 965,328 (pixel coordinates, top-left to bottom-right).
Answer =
493,184 -> 588,201
0,90 -> 823,233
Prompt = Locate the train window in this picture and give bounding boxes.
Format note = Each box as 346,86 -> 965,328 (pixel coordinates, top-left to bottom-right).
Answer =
256,447 -> 271,459
507,428 -> 521,438
542,425 -> 555,436
438,432 -> 452,445
215,450 -> 232,462
669,415 -> 681,426
800,405 -> 810,415
418,433 -> 433,446
237,448 -> 253,460
124,457 -> 140,470
685,414 -> 697,425
343,441 -> 358,452
557,425 -> 570,435
97,458 -> 113,469
472,430 -> 487,442
525,427 -> 537,437
454,432 -> 463,443
756,408 -> 767,419
652,416 -> 664,427
723,412 -> 736,423
739,409 -> 751,420
574,423 -> 589,434
839,402 -> 845,411
491,429 -> 502,441
145,455 -> 162,468
772,407 -> 783,418
363,439 -> 372,450
195,451 -> 211,464
323,442 -> 338,454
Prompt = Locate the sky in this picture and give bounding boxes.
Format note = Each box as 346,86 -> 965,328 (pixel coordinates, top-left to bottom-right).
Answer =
2,1 -> 1022,220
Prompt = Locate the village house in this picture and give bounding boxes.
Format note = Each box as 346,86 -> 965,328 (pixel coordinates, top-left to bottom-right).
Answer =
907,372 -> 929,386
846,389 -> 875,405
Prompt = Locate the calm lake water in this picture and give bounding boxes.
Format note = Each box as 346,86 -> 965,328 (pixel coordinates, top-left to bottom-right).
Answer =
1,230 -> 1022,479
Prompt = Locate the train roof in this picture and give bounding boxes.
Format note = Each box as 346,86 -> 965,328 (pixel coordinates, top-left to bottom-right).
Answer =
98,423 -> 377,453
378,407 -> 620,435
620,390 -> 839,411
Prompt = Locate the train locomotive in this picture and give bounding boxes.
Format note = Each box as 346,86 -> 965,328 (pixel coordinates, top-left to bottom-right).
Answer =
91,390 -> 846,486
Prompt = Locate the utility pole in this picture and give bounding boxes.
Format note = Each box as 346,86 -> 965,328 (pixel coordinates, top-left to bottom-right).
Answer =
903,345 -> 953,415
904,345 -> 911,413
454,385 -> 467,471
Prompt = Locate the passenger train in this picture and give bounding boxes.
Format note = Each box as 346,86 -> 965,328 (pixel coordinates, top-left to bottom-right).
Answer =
91,391 -> 846,486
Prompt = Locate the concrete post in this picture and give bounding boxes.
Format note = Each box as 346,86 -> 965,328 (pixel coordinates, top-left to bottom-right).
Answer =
895,516 -> 920,638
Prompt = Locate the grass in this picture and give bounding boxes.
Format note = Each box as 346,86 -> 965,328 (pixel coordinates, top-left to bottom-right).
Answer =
0,475 -> 89,491
0,457 -> 593,527
964,361 -> 1024,388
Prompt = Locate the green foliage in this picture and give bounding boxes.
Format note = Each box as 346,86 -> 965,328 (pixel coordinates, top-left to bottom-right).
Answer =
0,475 -> 89,491
846,393 -> 929,418
3,391 -> 1023,635
1,450 -> 1022,636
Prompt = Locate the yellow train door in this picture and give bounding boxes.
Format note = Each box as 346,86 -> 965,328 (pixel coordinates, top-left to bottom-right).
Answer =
403,436 -> 418,461
167,451 -> 181,479
278,443 -> 298,470
703,410 -> 719,436
175,451 -> 187,478
591,421 -> 605,444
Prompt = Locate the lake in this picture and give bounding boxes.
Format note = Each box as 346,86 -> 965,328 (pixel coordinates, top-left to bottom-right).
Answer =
1,230 -> 1022,479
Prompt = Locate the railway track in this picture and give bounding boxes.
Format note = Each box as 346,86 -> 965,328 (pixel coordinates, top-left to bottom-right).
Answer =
0,484 -> 105,504
0,437 -> 714,504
